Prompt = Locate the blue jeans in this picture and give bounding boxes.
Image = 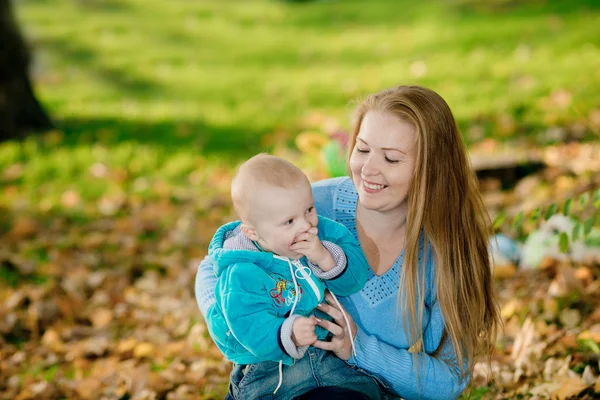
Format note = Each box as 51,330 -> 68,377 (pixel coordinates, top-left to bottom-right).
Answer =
227,347 -> 384,399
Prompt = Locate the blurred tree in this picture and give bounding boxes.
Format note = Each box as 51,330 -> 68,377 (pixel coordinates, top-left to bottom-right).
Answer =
0,0 -> 53,141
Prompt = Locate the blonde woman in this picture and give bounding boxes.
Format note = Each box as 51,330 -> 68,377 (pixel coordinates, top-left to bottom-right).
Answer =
196,85 -> 501,399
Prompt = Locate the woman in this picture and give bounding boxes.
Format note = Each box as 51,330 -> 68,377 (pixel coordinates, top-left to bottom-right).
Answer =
196,85 -> 501,399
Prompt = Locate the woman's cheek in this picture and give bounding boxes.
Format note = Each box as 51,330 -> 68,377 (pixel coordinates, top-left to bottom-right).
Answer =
348,157 -> 362,177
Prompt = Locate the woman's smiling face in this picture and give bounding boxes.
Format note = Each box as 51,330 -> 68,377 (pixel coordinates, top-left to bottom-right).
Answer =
349,110 -> 417,213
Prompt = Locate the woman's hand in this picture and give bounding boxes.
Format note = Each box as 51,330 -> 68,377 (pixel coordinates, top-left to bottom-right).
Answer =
312,291 -> 356,360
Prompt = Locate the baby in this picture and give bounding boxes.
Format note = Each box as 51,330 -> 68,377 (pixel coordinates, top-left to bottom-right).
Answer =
204,154 -> 382,399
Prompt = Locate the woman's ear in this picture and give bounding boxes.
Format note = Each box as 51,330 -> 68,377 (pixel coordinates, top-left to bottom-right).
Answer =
240,223 -> 260,241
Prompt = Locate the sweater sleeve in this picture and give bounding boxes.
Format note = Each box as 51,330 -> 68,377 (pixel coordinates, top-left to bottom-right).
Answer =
348,300 -> 469,400
311,177 -> 345,219
195,256 -> 218,318
347,249 -> 469,400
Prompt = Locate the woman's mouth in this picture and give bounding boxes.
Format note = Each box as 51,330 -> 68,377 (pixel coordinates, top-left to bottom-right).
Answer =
363,180 -> 387,193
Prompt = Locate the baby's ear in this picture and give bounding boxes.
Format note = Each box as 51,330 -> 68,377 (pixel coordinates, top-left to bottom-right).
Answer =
240,223 -> 260,241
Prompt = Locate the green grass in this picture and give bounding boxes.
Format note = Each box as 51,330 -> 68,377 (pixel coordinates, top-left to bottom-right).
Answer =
2,0 -> 600,210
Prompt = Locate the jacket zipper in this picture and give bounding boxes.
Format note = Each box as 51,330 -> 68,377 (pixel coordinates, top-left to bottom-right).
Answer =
291,260 -> 322,302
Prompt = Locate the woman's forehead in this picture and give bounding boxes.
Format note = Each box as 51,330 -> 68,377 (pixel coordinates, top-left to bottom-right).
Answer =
359,110 -> 416,151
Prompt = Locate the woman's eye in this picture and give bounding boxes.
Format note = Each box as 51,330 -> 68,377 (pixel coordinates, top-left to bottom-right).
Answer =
356,148 -> 369,153
385,157 -> 399,164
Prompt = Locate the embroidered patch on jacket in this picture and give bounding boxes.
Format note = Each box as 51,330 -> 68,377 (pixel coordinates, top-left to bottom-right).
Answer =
268,273 -> 303,308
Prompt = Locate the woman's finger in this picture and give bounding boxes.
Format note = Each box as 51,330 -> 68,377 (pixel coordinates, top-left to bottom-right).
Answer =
311,339 -> 338,351
316,302 -> 344,323
316,318 -> 345,337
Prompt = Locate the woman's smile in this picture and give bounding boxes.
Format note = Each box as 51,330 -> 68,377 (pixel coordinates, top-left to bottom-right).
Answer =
362,179 -> 387,193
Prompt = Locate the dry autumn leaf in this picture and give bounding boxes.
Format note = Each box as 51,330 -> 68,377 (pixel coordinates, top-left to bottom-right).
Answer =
551,377 -> 590,400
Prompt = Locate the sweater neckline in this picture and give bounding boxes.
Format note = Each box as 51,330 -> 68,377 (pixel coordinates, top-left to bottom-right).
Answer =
334,178 -> 404,284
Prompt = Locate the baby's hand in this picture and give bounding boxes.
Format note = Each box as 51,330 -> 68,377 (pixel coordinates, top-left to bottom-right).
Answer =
289,227 -> 335,271
292,316 -> 318,347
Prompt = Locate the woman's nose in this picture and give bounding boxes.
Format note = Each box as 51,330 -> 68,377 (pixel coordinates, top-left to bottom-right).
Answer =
362,154 -> 379,176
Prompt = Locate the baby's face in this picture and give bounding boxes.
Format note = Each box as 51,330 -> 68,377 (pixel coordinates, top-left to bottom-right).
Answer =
250,183 -> 318,259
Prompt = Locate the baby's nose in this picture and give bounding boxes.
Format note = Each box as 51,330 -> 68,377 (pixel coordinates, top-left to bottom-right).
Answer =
300,219 -> 312,231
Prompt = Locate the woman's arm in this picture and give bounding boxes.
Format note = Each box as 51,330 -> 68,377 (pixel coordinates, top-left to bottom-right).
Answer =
352,302 -> 467,400
195,256 -> 217,318
314,294 -> 468,400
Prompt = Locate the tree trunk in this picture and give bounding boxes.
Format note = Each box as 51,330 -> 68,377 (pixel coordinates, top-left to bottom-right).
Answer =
0,0 -> 53,142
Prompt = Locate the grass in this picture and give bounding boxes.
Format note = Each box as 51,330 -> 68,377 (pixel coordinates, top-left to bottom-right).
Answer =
2,3 -> 599,397
2,0 -> 600,210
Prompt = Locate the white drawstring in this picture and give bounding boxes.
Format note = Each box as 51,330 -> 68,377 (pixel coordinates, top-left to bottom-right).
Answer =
275,361 -> 283,394
273,257 -> 300,395
328,291 -> 357,357
270,257 -> 356,395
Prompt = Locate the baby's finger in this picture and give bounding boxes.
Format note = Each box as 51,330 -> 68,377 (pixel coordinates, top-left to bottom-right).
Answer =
307,227 -> 318,236
289,242 -> 311,252
299,317 -> 317,328
292,233 -> 311,243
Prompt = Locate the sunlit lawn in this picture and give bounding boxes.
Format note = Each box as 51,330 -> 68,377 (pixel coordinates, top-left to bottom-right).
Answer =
2,0 -> 599,210
1,2 -> 599,398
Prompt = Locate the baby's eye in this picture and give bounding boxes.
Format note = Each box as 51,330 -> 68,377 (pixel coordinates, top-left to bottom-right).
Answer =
306,206 -> 314,214
285,219 -> 294,225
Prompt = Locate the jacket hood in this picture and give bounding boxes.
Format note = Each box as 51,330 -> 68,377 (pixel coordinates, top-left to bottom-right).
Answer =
208,221 -> 278,277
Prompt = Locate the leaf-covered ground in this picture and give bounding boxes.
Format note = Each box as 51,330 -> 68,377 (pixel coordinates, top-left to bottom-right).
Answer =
2,0 -> 600,398
1,138 -> 599,399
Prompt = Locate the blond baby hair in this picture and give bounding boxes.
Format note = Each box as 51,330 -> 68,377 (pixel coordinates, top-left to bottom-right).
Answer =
231,154 -> 309,223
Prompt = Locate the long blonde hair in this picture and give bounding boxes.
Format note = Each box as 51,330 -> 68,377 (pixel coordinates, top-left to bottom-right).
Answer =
348,86 -> 500,382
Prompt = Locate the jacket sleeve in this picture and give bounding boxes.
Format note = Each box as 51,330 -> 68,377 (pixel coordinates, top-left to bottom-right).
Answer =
316,216 -> 369,296
218,263 -> 296,362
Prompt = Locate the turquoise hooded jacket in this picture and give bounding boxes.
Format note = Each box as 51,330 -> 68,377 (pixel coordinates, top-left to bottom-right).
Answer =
206,215 -> 369,366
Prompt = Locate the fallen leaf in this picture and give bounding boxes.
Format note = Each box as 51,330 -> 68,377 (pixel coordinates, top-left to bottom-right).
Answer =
494,264 -> 517,279
41,329 -> 64,352
582,365 -> 597,385
501,298 -> 521,320
551,377 -> 590,400
61,190 -> 81,208
560,334 -> 577,349
529,382 -> 562,396
8,217 -> 38,239
3,163 -> 23,180
578,328 -> 600,344
560,309 -> 581,329
134,342 -> 155,359
74,377 -> 102,400
89,308 -> 113,329
116,337 -> 137,355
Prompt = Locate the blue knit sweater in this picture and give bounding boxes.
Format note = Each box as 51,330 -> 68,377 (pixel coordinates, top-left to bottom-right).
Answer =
196,177 -> 468,400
